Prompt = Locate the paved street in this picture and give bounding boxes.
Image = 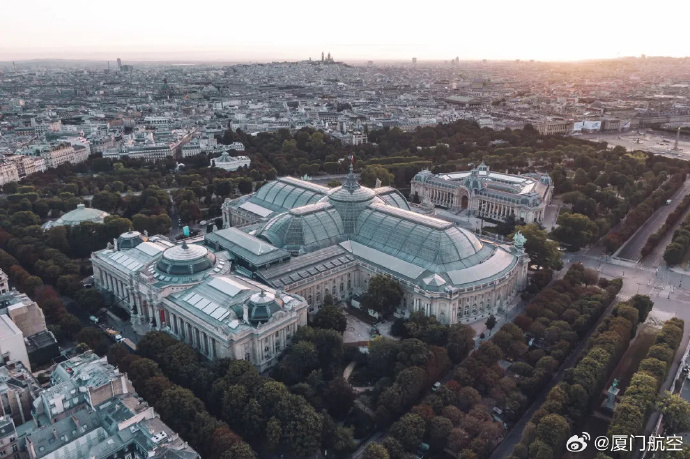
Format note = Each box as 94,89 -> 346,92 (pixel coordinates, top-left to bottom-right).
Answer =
617,178 -> 690,261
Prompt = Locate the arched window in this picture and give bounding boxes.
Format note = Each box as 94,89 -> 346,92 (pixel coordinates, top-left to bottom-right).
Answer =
244,353 -> 250,361
472,304 -> 477,314
308,295 -> 312,305
347,279 -> 351,289
340,283 -> 344,292
464,306 -> 469,316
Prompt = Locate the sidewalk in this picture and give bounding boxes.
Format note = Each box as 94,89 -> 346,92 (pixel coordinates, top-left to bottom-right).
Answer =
468,296 -> 525,338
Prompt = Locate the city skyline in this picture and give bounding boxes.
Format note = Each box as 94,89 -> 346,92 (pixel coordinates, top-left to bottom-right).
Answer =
2,0 -> 690,63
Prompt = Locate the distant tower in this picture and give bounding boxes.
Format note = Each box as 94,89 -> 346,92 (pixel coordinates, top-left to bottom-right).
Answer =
321,52 -> 324,62
412,57 -> 417,66
117,58 -> 122,70
673,127 -> 681,151
327,52 -> 332,62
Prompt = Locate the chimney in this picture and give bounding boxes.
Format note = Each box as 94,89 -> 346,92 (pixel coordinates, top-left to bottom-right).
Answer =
71,414 -> 79,430
243,304 -> 248,323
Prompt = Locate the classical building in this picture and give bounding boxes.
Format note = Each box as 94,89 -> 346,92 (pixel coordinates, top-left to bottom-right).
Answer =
535,119 -> 574,135
103,143 -> 175,161
42,204 -> 110,230
221,167 -> 529,324
410,162 -> 553,223
211,151 -> 251,171
91,233 -> 308,371
0,161 -> 19,186
0,269 -> 7,294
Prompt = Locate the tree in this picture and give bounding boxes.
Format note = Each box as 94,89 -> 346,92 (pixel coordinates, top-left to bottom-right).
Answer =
266,417 -> 282,451
363,443 -> 390,459
327,179 -> 342,188
664,243 -> 686,266
75,327 -> 109,355
535,413 -> 570,450
389,413 -> 426,452
59,314 -> 82,339
551,212 -> 599,250
657,392 -> 690,435
312,304 -> 347,333
220,442 -> 256,459
107,342 -> 131,367
514,224 -> 563,270
429,416 -> 453,452
368,337 -> 401,377
237,179 -> 253,195
361,275 -> 403,317
630,295 -> 654,323
75,288 -> 106,315
360,165 -> 394,188
485,315 -> 497,336
324,377 -> 355,419
447,324 -> 476,363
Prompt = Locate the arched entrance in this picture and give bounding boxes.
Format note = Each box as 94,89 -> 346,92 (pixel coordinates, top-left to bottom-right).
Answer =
461,195 -> 469,209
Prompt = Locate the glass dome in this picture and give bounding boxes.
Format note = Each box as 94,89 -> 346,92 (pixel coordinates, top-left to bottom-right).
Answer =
247,291 -> 282,325
156,241 -> 216,275
324,165 -> 383,234
117,230 -> 145,250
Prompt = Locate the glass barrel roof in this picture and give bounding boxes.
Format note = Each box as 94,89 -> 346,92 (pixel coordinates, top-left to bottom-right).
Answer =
257,202 -> 345,252
353,203 -> 491,272
251,177 -> 328,212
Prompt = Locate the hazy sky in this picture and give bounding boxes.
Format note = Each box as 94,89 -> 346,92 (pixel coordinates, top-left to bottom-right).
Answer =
2,0 -> 689,63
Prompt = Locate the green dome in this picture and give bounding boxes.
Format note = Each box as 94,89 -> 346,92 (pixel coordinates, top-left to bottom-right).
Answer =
323,165 -> 383,233
156,241 -> 216,275
247,291 -> 282,325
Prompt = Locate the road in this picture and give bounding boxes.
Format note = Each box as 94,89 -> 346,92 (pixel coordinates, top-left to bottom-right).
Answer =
616,179 -> 690,261
641,198 -> 690,268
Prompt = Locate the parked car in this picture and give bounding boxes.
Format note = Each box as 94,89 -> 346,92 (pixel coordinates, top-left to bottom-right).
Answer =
89,316 -> 99,324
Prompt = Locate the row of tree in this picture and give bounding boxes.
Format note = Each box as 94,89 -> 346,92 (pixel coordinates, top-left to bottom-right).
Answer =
106,344 -> 256,459
605,317 -> 685,458
662,210 -> 690,266
604,172 -> 687,253
512,295 -> 653,458
641,193 -> 690,258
